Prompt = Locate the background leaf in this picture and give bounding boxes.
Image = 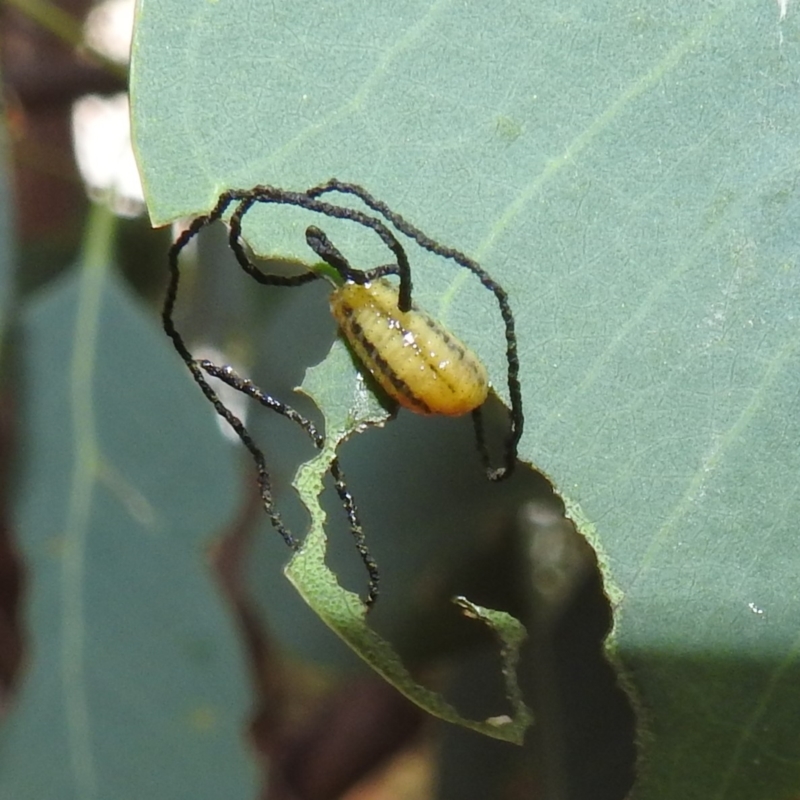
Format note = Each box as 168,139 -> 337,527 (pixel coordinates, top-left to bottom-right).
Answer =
0,125 -> 10,343
1,205 -> 258,800
131,0 -> 800,796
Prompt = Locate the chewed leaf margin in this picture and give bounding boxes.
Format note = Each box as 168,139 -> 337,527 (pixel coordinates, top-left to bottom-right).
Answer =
287,339 -> 533,744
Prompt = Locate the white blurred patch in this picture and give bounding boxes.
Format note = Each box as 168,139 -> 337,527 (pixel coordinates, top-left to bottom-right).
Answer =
776,0 -> 790,46
84,0 -> 134,64
748,601 -> 765,617
71,92 -> 144,216
192,345 -> 251,444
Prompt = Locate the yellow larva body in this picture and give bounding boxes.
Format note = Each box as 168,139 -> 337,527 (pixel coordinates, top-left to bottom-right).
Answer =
330,278 -> 489,416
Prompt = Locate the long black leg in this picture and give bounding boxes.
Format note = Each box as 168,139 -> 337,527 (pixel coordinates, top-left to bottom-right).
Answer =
197,361 -> 321,440
226,199 -> 321,289
329,459 -> 379,608
164,200 -> 299,549
304,226 -> 402,285
304,225 -> 355,281
198,359 -> 379,608
227,189 -> 414,310
166,189 -> 391,605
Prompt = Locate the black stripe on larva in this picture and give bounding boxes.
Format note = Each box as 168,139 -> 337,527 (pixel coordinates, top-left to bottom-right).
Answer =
339,302 -> 433,414
392,315 -> 473,401
420,313 -> 466,360
414,336 -> 465,397
417,312 -> 487,388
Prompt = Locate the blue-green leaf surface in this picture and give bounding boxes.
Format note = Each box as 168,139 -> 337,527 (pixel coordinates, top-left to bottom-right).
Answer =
131,0 -> 800,794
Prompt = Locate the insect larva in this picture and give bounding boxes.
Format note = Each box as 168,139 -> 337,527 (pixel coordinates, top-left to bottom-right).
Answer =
330,278 -> 489,417
165,180 -> 524,608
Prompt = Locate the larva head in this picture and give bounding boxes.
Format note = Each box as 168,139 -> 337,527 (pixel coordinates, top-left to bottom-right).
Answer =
330,279 -> 489,417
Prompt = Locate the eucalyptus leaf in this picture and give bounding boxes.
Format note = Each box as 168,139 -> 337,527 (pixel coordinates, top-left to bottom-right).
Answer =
131,0 -> 800,792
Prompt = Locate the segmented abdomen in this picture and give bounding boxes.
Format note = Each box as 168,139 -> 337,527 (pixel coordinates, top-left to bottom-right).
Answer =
330,279 -> 489,416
